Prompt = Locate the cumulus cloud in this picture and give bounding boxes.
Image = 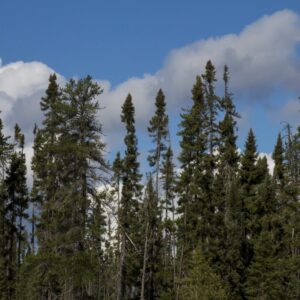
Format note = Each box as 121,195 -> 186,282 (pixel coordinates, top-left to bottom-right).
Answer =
0,9 -> 299,181
0,61 -> 58,133
98,9 -> 300,144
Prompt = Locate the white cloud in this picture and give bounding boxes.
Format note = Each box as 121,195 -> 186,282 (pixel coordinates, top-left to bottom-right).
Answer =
97,9 -> 300,144
23,143 -> 34,187
0,9 -> 299,181
0,61 -> 58,134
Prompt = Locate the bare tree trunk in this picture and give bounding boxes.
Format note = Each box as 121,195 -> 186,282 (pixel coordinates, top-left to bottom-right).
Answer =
31,204 -> 35,253
117,232 -> 126,300
140,222 -> 149,300
175,204 -> 187,300
171,197 -> 176,291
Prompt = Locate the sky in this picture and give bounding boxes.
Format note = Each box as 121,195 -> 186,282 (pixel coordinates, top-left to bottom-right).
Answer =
0,1 -> 300,178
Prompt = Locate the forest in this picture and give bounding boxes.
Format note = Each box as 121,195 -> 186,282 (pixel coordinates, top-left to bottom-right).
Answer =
0,60 -> 299,300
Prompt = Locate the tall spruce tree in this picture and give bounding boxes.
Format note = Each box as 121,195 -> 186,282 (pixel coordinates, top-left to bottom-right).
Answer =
147,88 -> 169,297
0,117 -> 13,299
239,129 -> 268,296
160,146 -> 177,297
140,175 -> 163,300
281,123 -> 300,299
176,74 -> 209,299
25,75 -> 108,299
245,174 -> 285,299
117,94 -> 142,300
4,124 -> 28,300
215,65 -> 242,298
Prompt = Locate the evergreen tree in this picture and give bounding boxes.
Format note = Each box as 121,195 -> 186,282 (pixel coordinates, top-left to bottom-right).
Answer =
272,133 -> 285,188
160,146 -> 177,297
216,65 -> 242,298
246,175 -> 285,299
26,75 -> 108,299
179,249 -> 226,300
4,124 -> 28,300
148,89 -> 169,195
239,129 -> 260,292
280,123 -> 300,299
176,74 -> 210,299
0,117 -> 12,299
140,175 -> 163,300
117,94 -> 143,300
147,89 -> 169,297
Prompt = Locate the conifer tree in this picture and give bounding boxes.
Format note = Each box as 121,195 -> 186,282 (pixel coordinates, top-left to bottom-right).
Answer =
246,175 -> 285,299
179,249 -> 226,300
147,89 -> 169,296
27,75 -> 108,299
0,117 -> 12,299
216,65 -> 242,298
4,124 -> 28,299
176,74 -> 209,298
58,76 -> 108,299
140,175 -> 163,300
160,146 -> 177,297
280,123 -> 300,299
272,133 -> 285,188
148,89 -> 169,196
238,129 -> 259,291
118,94 -> 142,300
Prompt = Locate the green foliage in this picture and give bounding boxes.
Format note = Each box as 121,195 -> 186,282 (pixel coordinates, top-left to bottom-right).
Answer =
0,61 -> 297,300
118,94 -> 143,299
179,249 -> 226,300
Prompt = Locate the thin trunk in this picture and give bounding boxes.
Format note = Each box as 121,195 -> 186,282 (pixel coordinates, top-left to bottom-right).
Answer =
140,222 -> 149,300
17,214 -> 22,266
175,204 -> 187,300
171,197 -> 176,291
117,232 -> 126,300
31,204 -> 35,253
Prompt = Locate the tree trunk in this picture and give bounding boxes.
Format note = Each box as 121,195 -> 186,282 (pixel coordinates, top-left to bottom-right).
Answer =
140,222 -> 149,300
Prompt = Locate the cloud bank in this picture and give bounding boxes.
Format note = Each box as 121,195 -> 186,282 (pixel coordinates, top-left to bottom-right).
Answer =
0,9 -> 299,180
97,9 -> 300,144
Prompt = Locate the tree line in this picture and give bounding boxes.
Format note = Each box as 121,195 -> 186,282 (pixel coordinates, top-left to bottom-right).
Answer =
0,61 -> 299,299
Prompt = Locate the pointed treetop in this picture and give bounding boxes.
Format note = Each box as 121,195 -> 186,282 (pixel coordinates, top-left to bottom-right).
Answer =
121,93 -> 135,126
203,60 -> 217,86
14,123 -> 24,149
272,133 -> 284,182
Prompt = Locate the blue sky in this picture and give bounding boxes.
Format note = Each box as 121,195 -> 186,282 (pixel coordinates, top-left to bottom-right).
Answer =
0,1 -> 300,175
2,1 -> 300,84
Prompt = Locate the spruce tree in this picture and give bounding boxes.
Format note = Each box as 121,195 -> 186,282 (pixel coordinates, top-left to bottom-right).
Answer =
160,146 -> 177,297
58,76 -> 108,299
272,133 -> 285,188
4,124 -> 28,299
147,89 -> 169,297
216,65 -> 242,298
140,175 -> 163,300
176,74 -> 209,299
117,94 -> 142,300
179,249 -> 226,300
27,75 -> 108,299
246,175 -> 285,299
148,89 -> 169,196
0,117 -> 12,299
